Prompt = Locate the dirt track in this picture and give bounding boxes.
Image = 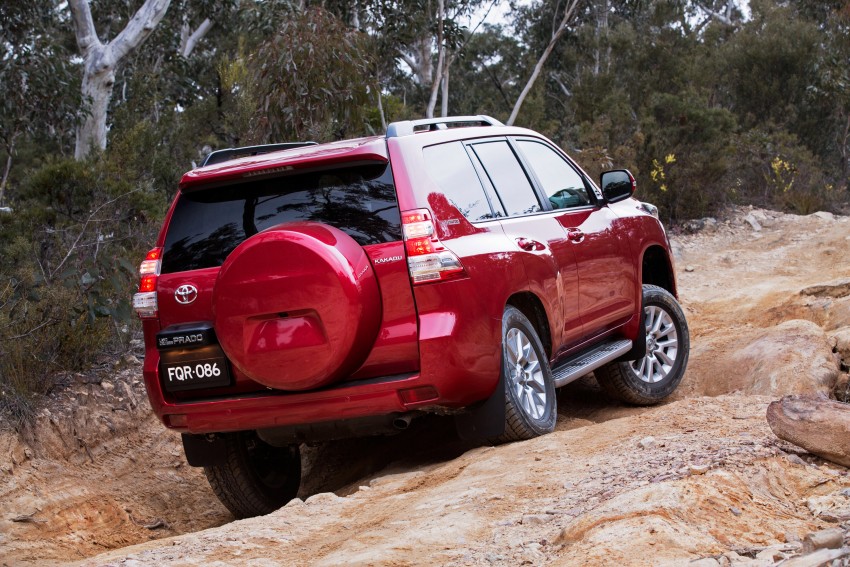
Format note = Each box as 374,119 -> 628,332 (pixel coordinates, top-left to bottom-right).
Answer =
2,207 -> 850,566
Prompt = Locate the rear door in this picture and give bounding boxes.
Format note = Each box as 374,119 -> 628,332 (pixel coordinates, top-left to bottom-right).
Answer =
466,139 -> 584,350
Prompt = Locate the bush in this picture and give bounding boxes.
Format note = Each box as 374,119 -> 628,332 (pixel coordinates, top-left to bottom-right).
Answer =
0,156 -> 164,428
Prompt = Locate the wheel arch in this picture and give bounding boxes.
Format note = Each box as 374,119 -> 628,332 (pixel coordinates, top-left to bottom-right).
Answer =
506,291 -> 552,359
641,245 -> 677,297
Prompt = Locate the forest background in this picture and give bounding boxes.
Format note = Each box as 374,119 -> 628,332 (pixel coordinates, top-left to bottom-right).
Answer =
0,0 -> 848,425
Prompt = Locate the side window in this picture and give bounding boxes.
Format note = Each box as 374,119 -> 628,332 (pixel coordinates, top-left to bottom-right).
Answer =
471,141 -> 541,217
516,140 -> 591,210
423,142 -> 497,221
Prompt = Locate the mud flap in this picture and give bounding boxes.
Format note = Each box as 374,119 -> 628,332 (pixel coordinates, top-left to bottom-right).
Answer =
454,373 -> 506,441
182,433 -> 227,467
615,297 -> 647,362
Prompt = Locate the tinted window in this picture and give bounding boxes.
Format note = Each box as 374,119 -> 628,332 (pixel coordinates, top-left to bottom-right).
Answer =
423,142 -> 497,221
517,140 -> 591,210
161,164 -> 400,273
471,141 -> 540,217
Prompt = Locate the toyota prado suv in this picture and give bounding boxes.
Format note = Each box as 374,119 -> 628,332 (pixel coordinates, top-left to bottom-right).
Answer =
133,116 -> 690,518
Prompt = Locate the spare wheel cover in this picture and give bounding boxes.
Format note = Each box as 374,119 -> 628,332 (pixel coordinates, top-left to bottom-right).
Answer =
213,222 -> 382,390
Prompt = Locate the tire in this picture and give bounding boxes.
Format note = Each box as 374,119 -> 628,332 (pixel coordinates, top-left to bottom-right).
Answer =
596,284 -> 690,405
494,306 -> 557,443
204,431 -> 301,519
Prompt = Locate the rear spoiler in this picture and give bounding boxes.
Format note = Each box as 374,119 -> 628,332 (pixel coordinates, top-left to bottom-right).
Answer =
201,142 -> 318,167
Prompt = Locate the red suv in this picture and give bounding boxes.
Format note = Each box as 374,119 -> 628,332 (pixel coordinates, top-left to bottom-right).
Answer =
133,116 -> 689,518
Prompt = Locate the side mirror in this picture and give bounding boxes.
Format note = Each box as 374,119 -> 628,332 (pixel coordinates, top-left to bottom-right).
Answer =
599,169 -> 636,204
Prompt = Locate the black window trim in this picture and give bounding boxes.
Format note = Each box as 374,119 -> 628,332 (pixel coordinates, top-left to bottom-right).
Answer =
508,136 -> 602,211
465,137 -> 545,220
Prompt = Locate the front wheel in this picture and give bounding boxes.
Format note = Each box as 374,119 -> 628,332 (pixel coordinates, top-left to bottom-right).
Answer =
596,284 -> 690,405
494,306 -> 557,443
204,431 -> 301,519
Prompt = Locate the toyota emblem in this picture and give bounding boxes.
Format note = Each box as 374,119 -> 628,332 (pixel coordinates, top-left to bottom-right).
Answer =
175,284 -> 198,305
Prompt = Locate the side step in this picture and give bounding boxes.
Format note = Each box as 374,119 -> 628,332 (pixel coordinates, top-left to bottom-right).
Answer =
551,339 -> 633,388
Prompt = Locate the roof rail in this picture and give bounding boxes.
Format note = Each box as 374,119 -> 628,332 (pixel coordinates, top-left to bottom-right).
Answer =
386,115 -> 504,138
201,142 -> 318,167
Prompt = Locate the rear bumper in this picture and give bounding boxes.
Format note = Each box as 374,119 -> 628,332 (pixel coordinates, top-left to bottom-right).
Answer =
144,366 -> 457,434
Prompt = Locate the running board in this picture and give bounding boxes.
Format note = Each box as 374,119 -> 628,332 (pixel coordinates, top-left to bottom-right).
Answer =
551,339 -> 633,388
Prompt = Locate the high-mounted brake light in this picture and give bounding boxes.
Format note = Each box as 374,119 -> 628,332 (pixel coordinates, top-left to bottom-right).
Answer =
133,248 -> 162,318
402,209 -> 466,284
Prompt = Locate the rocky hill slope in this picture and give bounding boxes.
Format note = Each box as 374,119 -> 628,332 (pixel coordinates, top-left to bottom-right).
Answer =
2,207 -> 850,566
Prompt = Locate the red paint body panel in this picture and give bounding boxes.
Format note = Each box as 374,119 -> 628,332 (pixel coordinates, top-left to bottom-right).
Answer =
139,124 -> 678,436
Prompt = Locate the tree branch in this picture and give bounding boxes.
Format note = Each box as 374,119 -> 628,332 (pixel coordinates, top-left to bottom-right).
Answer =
109,0 -> 172,63
180,18 -> 213,58
397,49 -> 422,77
67,0 -> 101,54
507,0 -> 580,125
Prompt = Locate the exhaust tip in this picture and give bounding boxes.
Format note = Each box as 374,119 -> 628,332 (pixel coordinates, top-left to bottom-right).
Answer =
392,416 -> 412,430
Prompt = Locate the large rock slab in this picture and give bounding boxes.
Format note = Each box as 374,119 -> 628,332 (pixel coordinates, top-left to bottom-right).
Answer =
682,320 -> 839,398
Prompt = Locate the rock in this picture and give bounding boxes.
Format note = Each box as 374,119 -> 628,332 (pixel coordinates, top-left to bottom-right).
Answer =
729,507 -> 742,517
786,454 -> 807,467
767,396 -> 850,468
685,265 -> 695,273
801,278 -> 850,299
802,528 -> 844,552
688,464 -> 710,475
805,492 -> 850,522
744,214 -> 762,231
689,559 -> 720,566
832,327 -> 850,364
813,211 -> 835,221
521,514 -> 552,525
638,436 -> 656,449
714,320 -> 839,397
780,547 -> 850,567
305,492 -> 342,505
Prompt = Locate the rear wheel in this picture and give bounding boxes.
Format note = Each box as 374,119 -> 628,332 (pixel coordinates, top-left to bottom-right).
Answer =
495,306 -> 556,443
596,284 -> 689,405
204,431 -> 301,519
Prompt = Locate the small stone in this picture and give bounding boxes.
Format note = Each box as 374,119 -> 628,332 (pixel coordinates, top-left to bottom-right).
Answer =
685,265 -> 695,273
744,214 -> 762,231
639,436 -> 656,449
521,514 -> 553,525
305,492 -> 341,505
786,454 -> 807,466
729,506 -> 742,516
813,211 -> 835,221
803,527 -> 845,553
689,464 -> 710,475
689,559 -> 721,567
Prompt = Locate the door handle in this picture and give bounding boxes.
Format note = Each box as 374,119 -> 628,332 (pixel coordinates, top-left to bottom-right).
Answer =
516,237 -> 546,251
567,228 -> 585,243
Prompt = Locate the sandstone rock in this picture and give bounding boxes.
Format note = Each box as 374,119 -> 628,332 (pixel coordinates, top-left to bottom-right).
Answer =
744,214 -> 762,231
715,320 -> 839,397
767,396 -> 850,468
801,278 -> 850,299
639,436 -> 656,449
802,527 -> 844,552
812,211 -> 835,221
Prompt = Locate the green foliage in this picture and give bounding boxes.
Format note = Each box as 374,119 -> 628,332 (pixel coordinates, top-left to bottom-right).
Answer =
247,8 -> 377,142
0,154 -> 164,427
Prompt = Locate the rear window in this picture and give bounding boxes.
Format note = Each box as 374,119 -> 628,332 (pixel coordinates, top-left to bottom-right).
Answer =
161,163 -> 400,273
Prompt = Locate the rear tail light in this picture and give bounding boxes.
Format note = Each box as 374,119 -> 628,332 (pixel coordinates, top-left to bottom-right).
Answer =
133,248 -> 162,318
402,209 -> 466,284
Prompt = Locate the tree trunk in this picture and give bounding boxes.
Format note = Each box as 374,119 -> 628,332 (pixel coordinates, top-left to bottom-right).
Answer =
425,0 -> 446,118
68,0 -> 172,160
441,65 -> 449,117
766,395 -> 850,467
507,0 -> 580,126
76,56 -> 115,159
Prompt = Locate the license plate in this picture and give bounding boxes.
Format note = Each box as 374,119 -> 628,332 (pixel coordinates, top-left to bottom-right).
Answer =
161,356 -> 231,392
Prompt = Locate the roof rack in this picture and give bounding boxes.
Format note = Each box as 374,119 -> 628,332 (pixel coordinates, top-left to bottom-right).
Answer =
201,142 -> 318,167
386,115 -> 504,138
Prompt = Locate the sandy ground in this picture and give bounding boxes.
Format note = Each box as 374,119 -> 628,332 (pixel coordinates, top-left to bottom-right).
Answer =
2,206 -> 850,566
